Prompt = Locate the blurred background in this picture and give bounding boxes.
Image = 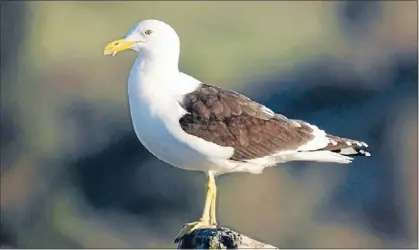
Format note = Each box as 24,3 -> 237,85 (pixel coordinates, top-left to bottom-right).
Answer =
1,1 -> 417,248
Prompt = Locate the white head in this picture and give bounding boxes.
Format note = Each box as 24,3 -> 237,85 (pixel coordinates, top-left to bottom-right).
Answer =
104,19 -> 180,61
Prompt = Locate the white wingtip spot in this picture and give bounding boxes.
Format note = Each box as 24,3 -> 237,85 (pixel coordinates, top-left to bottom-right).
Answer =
345,141 -> 352,146
356,141 -> 362,147
358,149 -> 371,157
361,142 -> 369,147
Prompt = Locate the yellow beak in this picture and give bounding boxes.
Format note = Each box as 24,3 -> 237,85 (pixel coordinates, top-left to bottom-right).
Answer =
103,39 -> 137,56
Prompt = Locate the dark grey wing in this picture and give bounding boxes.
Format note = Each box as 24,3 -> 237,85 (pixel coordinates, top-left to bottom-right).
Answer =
178,84 -> 319,161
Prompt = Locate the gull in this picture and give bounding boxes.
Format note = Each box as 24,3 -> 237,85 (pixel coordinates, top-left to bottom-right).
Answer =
103,19 -> 371,242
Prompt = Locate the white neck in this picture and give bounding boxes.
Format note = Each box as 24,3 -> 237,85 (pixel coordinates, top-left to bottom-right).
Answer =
128,46 -> 201,112
139,47 -> 180,75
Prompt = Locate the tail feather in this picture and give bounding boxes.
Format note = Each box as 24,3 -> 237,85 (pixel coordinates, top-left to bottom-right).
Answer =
275,134 -> 371,164
282,150 -> 354,164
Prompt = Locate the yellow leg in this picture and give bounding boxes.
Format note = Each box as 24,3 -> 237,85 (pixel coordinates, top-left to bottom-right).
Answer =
209,174 -> 217,226
174,173 -> 216,242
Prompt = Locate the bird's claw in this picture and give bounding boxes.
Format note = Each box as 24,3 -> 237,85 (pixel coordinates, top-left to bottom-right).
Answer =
174,219 -> 214,243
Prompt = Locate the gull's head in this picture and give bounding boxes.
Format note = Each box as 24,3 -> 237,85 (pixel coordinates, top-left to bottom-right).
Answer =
104,19 -> 180,57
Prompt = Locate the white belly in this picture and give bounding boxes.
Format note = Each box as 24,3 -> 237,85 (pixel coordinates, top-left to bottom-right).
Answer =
126,59 -> 235,174
129,99 -> 203,171
128,89 -> 238,174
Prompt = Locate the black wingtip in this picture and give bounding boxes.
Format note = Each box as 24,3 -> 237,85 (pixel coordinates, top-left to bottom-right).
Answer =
331,145 -> 372,157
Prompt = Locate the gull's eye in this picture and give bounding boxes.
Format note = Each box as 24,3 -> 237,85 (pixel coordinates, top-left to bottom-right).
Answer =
144,29 -> 153,35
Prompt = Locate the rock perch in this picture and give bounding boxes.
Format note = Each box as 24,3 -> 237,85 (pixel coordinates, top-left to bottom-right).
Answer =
176,227 -> 278,249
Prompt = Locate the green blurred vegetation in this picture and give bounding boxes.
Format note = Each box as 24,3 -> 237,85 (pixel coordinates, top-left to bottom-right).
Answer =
1,1 -> 417,248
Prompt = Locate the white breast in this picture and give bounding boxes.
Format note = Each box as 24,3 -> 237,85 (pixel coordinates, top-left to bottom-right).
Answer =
127,58 -> 234,173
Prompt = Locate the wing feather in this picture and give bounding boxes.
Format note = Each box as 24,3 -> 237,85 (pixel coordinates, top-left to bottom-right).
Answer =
179,84 -> 370,161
